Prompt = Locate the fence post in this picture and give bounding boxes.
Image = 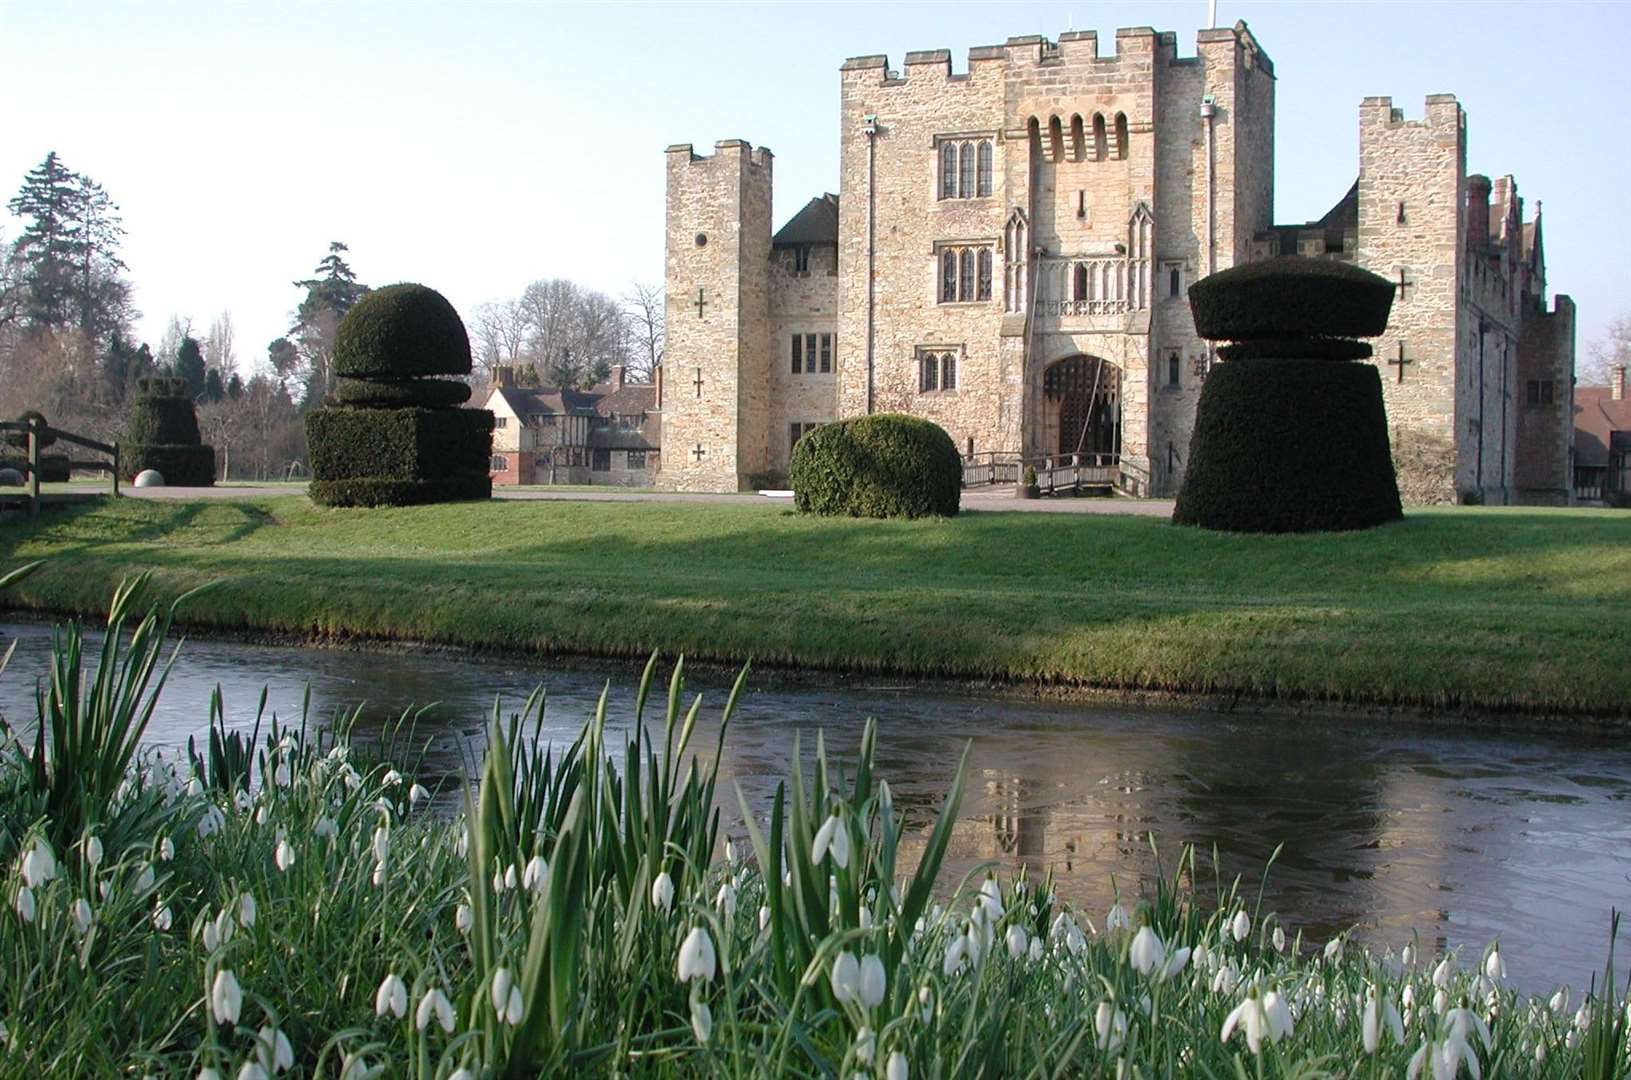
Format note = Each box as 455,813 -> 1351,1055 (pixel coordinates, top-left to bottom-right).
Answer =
26,416 -> 40,520
112,443 -> 121,497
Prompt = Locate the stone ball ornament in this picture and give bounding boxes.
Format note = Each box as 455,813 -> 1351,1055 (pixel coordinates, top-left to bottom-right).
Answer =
134,469 -> 166,488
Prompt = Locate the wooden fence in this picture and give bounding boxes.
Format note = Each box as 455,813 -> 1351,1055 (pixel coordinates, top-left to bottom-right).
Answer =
0,417 -> 120,520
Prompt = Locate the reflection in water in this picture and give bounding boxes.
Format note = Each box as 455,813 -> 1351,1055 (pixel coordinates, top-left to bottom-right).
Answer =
0,621 -> 1626,996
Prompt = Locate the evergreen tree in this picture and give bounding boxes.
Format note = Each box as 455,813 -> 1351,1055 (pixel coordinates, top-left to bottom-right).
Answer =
5,152 -> 133,343
203,368 -> 224,403
174,335 -> 206,399
290,242 -> 369,403
100,333 -> 147,403
226,372 -> 244,400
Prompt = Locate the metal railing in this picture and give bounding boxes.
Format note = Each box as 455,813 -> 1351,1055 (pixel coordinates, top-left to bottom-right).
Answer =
0,417 -> 120,520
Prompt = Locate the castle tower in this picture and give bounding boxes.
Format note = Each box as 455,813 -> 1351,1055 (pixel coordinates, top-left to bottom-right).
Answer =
661,140 -> 773,491
1355,94 -> 1467,501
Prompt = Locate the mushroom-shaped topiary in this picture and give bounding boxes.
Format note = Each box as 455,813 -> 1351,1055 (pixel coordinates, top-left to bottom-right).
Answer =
306,283 -> 493,507
1173,256 -> 1403,533
1,410 -> 70,482
790,413 -> 961,519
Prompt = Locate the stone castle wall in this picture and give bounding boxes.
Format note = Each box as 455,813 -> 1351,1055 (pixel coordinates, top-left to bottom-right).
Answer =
1515,294 -> 1576,502
768,243 -> 839,472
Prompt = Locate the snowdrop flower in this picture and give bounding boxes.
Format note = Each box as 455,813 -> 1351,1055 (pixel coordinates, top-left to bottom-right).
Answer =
416,987 -> 455,1033
239,892 -> 256,928
274,840 -> 295,872
198,1070 -> 220,1080
455,903 -> 473,933
203,918 -> 222,952
724,840 -> 738,866
943,934 -> 968,977
1549,988 -> 1569,1016
313,816 -> 338,842
83,834 -> 103,869
254,805 -> 271,827
1402,941 -> 1417,967
1407,1032 -> 1481,1080
198,806 -> 226,839
1432,957 -> 1454,988
1095,1002 -> 1128,1053
154,905 -> 173,931
811,811 -> 850,869
1006,924 -> 1029,960
1129,926 -> 1164,976
21,839 -> 57,887
372,862 -> 386,887
408,783 -> 430,808
134,863 -> 156,894
1362,985 -> 1406,1054
651,871 -> 674,913
830,950 -> 861,1003
71,897 -> 93,935
1028,936 -> 1043,962
1105,901 -> 1130,933
886,1050 -> 908,1080
338,1053 -> 370,1080
1221,990 -> 1292,1055
689,990 -> 712,1044
1272,926 -> 1286,953
370,825 -> 389,865
157,835 -> 174,861
523,855 -> 548,893
859,905 -> 873,930
448,1071 -> 474,1080
13,886 -> 34,923
918,985 -> 933,1022
381,769 -> 403,788
211,969 -> 243,1025
859,954 -> 886,1008
490,971 -> 523,1026
978,877 -> 1004,921
715,881 -> 736,920
375,973 -> 407,1018
758,905 -> 770,931
677,926 -> 717,983
854,1027 -> 876,1065
1433,989 -> 1449,1017
1445,1005 -> 1493,1055
257,1025 -> 294,1073
1323,936 -> 1344,963
236,1064 -> 267,1080
1230,910 -> 1250,943
1211,960 -> 1241,996
234,790 -> 253,812
1483,945 -> 1506,983
272,760 -> 291,788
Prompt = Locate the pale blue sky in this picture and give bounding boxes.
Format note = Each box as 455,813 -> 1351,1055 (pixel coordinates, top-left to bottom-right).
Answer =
3,1 -> 1626,370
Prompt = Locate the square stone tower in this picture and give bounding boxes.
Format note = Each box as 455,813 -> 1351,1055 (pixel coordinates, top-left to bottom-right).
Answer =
661,140 -> 774,491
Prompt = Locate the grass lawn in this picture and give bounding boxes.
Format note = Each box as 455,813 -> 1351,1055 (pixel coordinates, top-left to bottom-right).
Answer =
2,495 -> 1629,715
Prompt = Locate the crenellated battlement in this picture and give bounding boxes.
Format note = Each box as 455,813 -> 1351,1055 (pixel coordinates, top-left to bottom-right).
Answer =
665,140 -> 773,171
839,21 -> 1272,85
1360,94 -> 1464,130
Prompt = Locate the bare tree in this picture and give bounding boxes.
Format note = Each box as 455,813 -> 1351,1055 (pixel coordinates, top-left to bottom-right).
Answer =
1584,313 -> 1631,387
156,314 -> 193,367
623,281 -> 664,383
204,311 -> 237,380
471,299 -> 528,379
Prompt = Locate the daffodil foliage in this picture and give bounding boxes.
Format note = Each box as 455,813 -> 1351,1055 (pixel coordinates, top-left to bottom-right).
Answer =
0,590 -> 1628,1077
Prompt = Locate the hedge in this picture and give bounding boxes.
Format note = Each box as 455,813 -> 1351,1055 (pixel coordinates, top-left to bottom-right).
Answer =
1217,338 -> 1373,362
308,475 -> 492,508
4,410 -> 55,450
0,454 -> 70,482
126,396 -> 203,447
1188,256 -> 1395,342
790,413 -> 960,519
331,377 -> 473,409
116,444 -> 217,487
1172,358 -> 1402,533
332,284 -> 472,379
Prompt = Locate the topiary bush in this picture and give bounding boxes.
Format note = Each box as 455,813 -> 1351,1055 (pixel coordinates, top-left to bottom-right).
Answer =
306,283 -> 492,508
119,377 -> 215,486
1171,359 -> 1402,532
5,410 -> 56,451
332,284 -> 473,380
1175,256 -> 1401,533
790,413 -> 960,519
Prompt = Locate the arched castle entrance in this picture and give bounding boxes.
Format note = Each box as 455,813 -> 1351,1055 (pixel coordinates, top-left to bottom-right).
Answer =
1042,355 -> 1121,461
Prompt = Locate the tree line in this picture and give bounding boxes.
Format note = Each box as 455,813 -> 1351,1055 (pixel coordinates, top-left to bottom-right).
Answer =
2,151 -> 667,483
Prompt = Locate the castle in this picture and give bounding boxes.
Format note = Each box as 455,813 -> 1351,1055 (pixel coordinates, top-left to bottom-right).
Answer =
657,22 -> 1576,503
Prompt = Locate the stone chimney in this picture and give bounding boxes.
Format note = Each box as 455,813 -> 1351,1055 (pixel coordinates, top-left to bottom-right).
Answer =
495,366 -> 515,390
655,364 -> 664,409
1467,174 -> 1492,251
1614,365 -> 1627,402
611,364 -> 626,389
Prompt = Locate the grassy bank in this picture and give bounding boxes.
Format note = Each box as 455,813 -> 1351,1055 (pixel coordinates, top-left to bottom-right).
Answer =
2,495 -> 1630,715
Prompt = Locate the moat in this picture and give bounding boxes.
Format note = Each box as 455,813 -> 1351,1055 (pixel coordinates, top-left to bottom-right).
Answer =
2,620 -> 1624,996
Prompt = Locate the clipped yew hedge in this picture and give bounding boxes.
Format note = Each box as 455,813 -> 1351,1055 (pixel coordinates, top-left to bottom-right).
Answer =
1188,256 -> 1394,342
333,284 -> 473,380
1172,358 -> 1402,532
330,378 -> 473,409
306,406 -> 493,507
120,445 -> 216,487
119,377 -> 214,486
790,413 -> 960,519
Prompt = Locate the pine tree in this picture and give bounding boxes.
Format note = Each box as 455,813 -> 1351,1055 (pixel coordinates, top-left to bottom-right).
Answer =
290,241 -> 370,403
203,368 -> 224,403
174,336 -> 206,400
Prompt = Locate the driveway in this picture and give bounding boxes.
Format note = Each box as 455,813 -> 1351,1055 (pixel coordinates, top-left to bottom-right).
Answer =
123,484 -> 1176,517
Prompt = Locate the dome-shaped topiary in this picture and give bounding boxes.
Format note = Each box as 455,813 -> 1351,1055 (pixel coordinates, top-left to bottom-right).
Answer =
790,413 -> 960,519
5,410 -> 55,450
1188,256 -> 1394,345
333,283 -> 472,380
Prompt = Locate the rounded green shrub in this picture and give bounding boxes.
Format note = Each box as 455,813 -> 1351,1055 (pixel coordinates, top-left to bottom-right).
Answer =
790,413 -> 960,519
5,410 -> 56,450
1172,358 -> 1402,532
332,283 -> 472,379
331,377 -> 473,409
1188,257 -> 1394,342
